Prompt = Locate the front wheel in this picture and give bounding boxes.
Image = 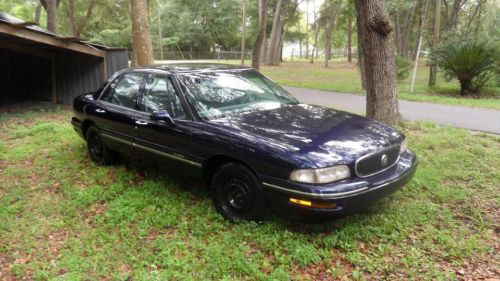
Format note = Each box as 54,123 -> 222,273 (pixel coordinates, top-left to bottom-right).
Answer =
211,163 -> 268,222
86,126 -> 114,165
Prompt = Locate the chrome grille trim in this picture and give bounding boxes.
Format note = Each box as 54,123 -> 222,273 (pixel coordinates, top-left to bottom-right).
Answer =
355,144 -> 400,178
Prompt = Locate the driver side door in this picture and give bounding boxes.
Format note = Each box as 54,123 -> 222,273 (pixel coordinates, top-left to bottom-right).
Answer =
133,73 -> 201,166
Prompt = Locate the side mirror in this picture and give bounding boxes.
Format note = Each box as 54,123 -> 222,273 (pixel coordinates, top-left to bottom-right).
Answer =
150,110 -> 175,126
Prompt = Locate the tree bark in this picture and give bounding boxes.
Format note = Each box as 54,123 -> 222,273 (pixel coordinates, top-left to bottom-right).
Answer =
400,1 -> 419,57
130,0 -> 155,66
347,12 -> 353,62
46,0 -> 57,33
252,0 -> 267,70
298,16 -> 302,58
444,0 -> 466,36
412,0 -> 429,60
305,0 -> 310,59
271,17 -> 285,63
354,0 -> 400,125
265,0 -> 284,65
355,1 -> 366,90
324,22 -> 333,67
310,23 -> 320,63
429,0 -> 441,86
157,0 -> 164,61
35,3 -> 42,24
394,10 -> 401,54
410,0 -> 429,93
325,0 -> 342,68
241,0 -> 247,65
66,0 -> 97,37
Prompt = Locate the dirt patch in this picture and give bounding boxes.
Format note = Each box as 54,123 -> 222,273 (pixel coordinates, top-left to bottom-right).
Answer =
0,253 -> 17,281
291,250 -> 355,281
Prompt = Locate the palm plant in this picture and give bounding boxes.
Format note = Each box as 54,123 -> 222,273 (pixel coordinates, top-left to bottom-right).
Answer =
432,41 -> 498,95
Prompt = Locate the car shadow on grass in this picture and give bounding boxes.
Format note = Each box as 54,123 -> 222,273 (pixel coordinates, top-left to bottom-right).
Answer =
111,152 -> 392,234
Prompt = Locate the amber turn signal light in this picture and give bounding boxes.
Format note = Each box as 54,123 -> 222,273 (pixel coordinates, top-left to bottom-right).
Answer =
289,198 -> 337,209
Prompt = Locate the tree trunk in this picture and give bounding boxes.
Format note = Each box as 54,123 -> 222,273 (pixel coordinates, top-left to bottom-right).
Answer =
265,0 -> 283,65
271,18 -> 285,64
354,0 -> 400,125
298,17 -> 302,58
130,0 -> 155,66
400,1 -> 418,57
410,0 -> 429,94
310,24 -> 320,64
356,2 -> 366,90
413,0 -> 428,60
66,0 -> 97,37
240,0 -> 247,65
252,0 -> 267,70
35,3 -> 42,24
324,22 -> 333,67
429,0 -> 441,86
157,0 -> 164,61
394,10 -> 401,54
46,0 -> 57,33
347,13 -> 353,62
305,0 -> 310,59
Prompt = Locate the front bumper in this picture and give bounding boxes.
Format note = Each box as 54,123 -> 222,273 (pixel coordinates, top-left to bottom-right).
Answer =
262,150 -> 418,221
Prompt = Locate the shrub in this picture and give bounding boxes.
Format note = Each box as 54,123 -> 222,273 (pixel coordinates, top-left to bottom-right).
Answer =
395,55 -> 412,81
431,41 -> 499,96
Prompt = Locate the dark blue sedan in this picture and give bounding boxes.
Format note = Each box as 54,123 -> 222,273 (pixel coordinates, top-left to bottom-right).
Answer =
71,64 -> 418,222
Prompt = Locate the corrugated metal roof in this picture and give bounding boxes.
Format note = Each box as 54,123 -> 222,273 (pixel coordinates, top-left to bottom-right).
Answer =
0,11 -> 126,51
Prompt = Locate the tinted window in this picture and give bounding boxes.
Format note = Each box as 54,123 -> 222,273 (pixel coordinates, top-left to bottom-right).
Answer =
100,72 -> 144,109
139,74 -> 186,119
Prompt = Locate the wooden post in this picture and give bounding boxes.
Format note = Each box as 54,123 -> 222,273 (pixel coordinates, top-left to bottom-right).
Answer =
51,55 -> 57,103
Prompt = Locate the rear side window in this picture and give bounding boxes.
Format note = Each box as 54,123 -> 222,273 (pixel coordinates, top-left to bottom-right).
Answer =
100,72 -> 144,109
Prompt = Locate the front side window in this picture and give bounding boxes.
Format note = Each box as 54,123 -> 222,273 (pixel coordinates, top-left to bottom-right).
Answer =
139,74 -> 186,119
179,70 -> 298,119
100,72 -> 144,109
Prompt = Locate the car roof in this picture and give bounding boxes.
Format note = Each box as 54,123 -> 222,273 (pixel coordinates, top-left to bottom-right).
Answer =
128,63 -> 253,74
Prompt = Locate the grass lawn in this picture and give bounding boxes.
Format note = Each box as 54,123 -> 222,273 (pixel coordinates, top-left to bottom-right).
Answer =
0,106 -> 499,280
258,60 -> 500,110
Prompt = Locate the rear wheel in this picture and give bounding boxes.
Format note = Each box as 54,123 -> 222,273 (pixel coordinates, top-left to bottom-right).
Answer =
86,126 -> 114,165
211,163 -> 267,222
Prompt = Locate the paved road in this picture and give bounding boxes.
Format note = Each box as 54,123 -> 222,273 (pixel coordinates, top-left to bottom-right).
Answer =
285,86 -> 500,134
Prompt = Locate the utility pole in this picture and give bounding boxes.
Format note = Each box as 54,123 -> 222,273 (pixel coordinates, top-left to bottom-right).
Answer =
241,0 -> 247,65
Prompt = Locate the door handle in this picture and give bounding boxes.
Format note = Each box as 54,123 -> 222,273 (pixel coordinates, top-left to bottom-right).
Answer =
135,120 -> 149,126
95,109 -> 106,114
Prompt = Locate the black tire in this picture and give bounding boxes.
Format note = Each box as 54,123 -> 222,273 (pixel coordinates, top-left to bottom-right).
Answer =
211,163 -> 268,222
86,126 -> 114,165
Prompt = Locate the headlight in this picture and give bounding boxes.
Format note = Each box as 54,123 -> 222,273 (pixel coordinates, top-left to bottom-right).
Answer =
399,138 -> 408,155
290,165 -> 351,184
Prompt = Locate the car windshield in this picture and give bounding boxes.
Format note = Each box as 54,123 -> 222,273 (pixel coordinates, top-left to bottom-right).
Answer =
179,69 -> 299,119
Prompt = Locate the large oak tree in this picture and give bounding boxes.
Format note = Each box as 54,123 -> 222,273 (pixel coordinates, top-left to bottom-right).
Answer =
130,0 -> 154,66
354,0 -> 400,125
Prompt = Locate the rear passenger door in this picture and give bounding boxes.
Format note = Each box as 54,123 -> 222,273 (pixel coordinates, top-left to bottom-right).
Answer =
134,73 -> 202,166
94,72 -> 145,152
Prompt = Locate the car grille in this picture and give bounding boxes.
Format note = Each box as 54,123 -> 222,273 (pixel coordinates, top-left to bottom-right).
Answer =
355,145 -> 400,177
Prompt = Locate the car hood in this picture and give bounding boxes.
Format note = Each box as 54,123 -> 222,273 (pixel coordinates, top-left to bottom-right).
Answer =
209,104 -> 403,168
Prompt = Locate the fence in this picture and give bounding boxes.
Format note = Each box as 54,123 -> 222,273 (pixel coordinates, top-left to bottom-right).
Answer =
149,50 -> 253,61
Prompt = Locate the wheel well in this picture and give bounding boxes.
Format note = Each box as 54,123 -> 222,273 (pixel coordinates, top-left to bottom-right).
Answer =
202,155 -> 259,188
81,120 -> 96,138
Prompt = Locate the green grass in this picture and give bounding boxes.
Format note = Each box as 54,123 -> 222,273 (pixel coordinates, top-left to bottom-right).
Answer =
0,107 -> 499,280
258,60 -> 500,110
